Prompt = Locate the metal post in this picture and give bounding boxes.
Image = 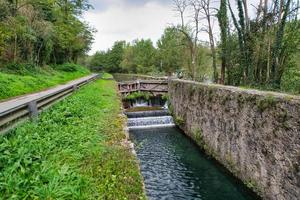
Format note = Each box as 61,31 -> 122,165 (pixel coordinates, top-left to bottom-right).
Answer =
73,84 -> 78,91
28,101 -> 38,118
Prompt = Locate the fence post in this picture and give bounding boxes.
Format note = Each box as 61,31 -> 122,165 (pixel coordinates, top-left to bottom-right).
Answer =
28,101 -> 38,118
73,84 -> 78,91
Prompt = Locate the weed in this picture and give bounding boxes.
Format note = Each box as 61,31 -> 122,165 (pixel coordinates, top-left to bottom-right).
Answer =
0,79 -> 145,199
175,116 -> 185,126
0,64 -> 90,101
256,95 -> 277,112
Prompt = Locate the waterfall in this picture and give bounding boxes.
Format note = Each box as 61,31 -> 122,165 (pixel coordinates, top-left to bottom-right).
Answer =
132,99 -> 149,107
126,110 -> 175,130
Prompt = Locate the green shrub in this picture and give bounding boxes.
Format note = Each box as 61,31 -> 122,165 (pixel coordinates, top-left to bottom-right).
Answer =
52,63 -> 87,73
124,91 -> 152,101
281,66 -> 300,94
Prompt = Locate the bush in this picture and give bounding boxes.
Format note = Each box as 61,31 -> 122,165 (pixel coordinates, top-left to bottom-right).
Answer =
281,66 -> 300,94
1,63 -> 38,75
52,63 -> 82,72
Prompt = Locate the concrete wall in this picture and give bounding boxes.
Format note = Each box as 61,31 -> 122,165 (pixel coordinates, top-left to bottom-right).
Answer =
168,79 -> 300,200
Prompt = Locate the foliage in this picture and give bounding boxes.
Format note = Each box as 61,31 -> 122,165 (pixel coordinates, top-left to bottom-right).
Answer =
120,39 -> 157,74
0,0 -> 94,67
0,79 -> 146,199
281,65 -> 300,94
124,91 -> 152,101
101,72 -> 113,79
89,27 -> 212,80
0,63 -> 90,100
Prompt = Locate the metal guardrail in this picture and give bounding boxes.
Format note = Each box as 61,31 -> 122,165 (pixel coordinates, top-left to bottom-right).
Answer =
0,74 -> 99,134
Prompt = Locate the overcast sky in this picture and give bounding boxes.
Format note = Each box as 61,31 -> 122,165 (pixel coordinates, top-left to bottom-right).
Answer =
83,0 -> 259,55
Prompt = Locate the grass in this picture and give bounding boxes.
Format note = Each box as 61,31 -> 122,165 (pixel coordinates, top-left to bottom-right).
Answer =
0,78 -> 146,199
102,72 -> 113,79
0,64 -> 90,101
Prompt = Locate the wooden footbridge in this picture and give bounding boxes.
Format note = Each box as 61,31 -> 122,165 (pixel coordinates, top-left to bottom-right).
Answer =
117,80 -> 168,96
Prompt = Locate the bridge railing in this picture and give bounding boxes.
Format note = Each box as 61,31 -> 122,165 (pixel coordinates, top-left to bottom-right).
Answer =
0,74 -> 99,134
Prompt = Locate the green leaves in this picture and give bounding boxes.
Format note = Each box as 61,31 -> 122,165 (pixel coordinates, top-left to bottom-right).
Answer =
0,0 -> 94,65
0,79 -> 145,199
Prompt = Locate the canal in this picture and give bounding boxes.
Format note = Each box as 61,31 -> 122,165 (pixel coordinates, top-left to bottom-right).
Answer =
129,120 -> 259,200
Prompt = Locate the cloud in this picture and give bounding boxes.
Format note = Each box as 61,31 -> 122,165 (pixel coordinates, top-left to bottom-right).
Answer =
84,0 -> 260,55
84,0 -> 181,54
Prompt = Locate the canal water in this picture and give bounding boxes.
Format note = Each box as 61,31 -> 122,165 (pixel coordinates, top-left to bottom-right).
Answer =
127,110 -> 259,200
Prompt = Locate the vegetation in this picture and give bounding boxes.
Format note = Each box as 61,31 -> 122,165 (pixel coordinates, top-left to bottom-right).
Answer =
0,78 -> 146,199
88,0 -> 300,95
0,63 -> 90,100
101,72 -> 113,79
126,106 -> 164,112
124,92 -> 152,101
88,31 -> 213,80
0,0 -> 94,66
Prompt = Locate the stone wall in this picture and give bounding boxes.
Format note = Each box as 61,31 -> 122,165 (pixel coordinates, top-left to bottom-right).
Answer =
168,79 -> 300,200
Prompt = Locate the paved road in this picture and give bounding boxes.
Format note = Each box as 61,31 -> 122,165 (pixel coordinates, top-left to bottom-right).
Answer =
0,74 -> 98,116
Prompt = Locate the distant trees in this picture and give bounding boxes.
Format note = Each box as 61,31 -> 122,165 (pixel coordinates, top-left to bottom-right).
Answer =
0,0 -> 94,67
156,27 -> 185,75
121,39 -> 157,74
89,28 -> 212,79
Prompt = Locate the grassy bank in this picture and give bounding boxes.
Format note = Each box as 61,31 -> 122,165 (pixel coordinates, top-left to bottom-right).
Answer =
0,63 -> 90,101
0,78 -> 145,199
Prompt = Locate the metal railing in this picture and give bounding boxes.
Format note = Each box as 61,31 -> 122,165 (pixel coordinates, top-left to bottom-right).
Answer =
0,74 -> 99,134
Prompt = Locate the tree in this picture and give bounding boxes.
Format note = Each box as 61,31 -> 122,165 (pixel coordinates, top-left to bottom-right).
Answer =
157,27 -> 185,75
217,0 -> 228,84
173,0 -> 201,80
0,0 -> 94,67
198,0 -> 218,82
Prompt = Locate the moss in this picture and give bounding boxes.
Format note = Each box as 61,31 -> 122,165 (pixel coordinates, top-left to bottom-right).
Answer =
193,128 -> 204,146
188,84 -> 197,96
175,116 -> 185,126
168,103 -> 174,115
206,87 -> 214,101
245,179 -> 261,195
256,95 -> 278,112
221,95 -> 231,105
161,93 -> 169,101
126,106 -> 163,112
225,153 -> 236,172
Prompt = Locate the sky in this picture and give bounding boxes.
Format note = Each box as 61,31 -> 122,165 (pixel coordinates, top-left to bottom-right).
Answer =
83,0 -> 180,54
83,0 -> 259,55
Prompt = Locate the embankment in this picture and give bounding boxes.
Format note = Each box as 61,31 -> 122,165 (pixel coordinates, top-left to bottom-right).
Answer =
0,78 -> 145,199
168,79 -> 300,200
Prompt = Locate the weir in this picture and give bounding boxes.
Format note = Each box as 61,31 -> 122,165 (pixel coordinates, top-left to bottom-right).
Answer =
126,110 -> 175,130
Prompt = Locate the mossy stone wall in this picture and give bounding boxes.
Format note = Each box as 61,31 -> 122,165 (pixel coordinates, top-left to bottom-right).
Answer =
169,79 -> 300,200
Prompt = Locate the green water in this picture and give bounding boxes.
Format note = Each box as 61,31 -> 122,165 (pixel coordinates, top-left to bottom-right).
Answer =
130,127 -> 260,200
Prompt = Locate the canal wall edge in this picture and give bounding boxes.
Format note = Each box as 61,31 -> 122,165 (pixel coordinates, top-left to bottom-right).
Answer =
168,79 -> 300,200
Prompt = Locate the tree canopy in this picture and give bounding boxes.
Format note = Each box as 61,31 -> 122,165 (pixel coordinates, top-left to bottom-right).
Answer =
0,0 -> 94,66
